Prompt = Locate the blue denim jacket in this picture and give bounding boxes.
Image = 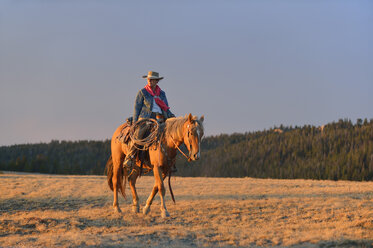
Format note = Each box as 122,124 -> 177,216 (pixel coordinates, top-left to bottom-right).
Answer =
133,88 -> 175,122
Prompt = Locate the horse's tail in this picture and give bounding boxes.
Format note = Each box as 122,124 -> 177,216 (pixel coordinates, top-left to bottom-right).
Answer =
105,154 -> 127,199
105,155 -> 114,191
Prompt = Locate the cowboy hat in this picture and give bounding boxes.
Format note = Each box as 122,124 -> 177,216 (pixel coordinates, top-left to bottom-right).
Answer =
142,71 -> 164,80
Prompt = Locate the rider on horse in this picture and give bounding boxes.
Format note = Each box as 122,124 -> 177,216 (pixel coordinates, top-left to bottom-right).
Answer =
123,71 -> 175,170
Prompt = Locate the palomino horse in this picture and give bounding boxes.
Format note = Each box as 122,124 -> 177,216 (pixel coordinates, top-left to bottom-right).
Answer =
106,113 -> 204,217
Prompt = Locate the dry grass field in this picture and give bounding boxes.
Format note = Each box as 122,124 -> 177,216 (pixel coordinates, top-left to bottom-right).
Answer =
0,172 -> 373,247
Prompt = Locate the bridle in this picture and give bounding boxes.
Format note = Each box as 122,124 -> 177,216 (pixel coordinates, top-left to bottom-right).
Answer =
164,121 -> 202,203
170,123 -> 201,162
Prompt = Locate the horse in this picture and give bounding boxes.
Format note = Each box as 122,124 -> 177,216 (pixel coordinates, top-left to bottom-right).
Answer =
105,113 -> 204,218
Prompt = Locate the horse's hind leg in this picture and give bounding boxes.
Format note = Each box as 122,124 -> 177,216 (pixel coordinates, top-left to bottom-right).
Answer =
129,167 -> 140,213
112,156 -> 124,213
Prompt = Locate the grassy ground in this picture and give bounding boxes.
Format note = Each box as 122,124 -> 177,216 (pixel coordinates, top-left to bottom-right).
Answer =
0,173 -> 373,247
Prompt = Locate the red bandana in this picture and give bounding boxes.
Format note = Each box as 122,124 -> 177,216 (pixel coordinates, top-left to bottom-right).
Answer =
144,85 -> 170,111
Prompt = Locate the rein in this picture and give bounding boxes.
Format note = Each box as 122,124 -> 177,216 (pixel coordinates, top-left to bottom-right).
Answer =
170,137 -> 192,162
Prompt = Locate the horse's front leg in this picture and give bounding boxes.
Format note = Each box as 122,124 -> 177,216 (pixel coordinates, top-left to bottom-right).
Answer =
143,172 -> 167,215
129,167 -> 140,213
154,165 -> 170,218
143,184 -> 158,215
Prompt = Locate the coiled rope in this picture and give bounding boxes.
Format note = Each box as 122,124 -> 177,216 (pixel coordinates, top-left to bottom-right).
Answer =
129,118 -> 160,150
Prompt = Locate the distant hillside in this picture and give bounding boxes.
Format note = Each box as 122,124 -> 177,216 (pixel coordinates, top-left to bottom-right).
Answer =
1,118 -> 373,181
0,140 -> 110,175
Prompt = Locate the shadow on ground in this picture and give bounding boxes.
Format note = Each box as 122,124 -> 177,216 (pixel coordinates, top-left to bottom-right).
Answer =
0,196 -> 108,214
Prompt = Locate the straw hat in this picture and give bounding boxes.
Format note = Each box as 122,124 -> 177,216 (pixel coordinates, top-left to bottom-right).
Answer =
142,71 -> 164,80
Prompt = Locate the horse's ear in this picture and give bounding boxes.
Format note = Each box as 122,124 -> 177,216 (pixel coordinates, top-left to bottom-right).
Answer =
200,115 -> 204,123
188,113 -> 193,122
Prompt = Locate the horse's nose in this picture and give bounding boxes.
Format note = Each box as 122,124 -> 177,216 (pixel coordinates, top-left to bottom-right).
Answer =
194,153 -> 200,160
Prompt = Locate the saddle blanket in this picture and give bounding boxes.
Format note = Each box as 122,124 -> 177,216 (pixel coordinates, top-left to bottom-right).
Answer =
116,123 -> 131,144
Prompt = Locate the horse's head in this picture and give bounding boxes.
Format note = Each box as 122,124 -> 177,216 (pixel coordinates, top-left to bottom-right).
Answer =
183,113 -> 204,161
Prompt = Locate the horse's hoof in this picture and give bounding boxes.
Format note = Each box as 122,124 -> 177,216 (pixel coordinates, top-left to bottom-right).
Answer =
132,205 -> 140,213
161,209 -> 170,218
113,206 -> 122,213
143,205 -> 150,215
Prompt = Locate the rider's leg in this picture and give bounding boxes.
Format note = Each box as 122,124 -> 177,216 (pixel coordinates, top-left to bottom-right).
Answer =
123,140 -> 136,170
123,121 -> 148,171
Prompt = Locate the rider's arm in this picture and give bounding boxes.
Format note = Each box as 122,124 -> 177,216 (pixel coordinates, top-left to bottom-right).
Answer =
133,90 -> 144,123
162,92 -> 175,118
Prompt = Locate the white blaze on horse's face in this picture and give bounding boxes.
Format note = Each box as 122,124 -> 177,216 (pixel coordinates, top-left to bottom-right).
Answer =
195,127 -> 203,160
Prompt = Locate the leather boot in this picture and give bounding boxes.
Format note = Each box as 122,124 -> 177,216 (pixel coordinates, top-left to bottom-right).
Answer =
123,156 -> 134,172
123,143 -> 136,172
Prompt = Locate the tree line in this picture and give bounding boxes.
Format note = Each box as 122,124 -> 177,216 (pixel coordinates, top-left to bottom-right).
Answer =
1,118 -> 373,181
0,140 -> 110,175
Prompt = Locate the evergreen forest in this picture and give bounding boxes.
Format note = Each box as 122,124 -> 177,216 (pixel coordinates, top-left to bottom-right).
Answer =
1,118 -> 373,181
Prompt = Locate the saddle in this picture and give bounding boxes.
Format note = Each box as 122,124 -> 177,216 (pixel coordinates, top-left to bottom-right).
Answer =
116,117 -> 176,176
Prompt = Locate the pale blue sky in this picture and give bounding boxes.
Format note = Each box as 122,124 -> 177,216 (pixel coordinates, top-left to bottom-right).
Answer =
0,0 -> 372,146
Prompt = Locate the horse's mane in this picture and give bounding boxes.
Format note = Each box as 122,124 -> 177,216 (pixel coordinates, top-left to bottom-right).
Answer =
165,117 -> 187,139
165,116 -> 204,140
